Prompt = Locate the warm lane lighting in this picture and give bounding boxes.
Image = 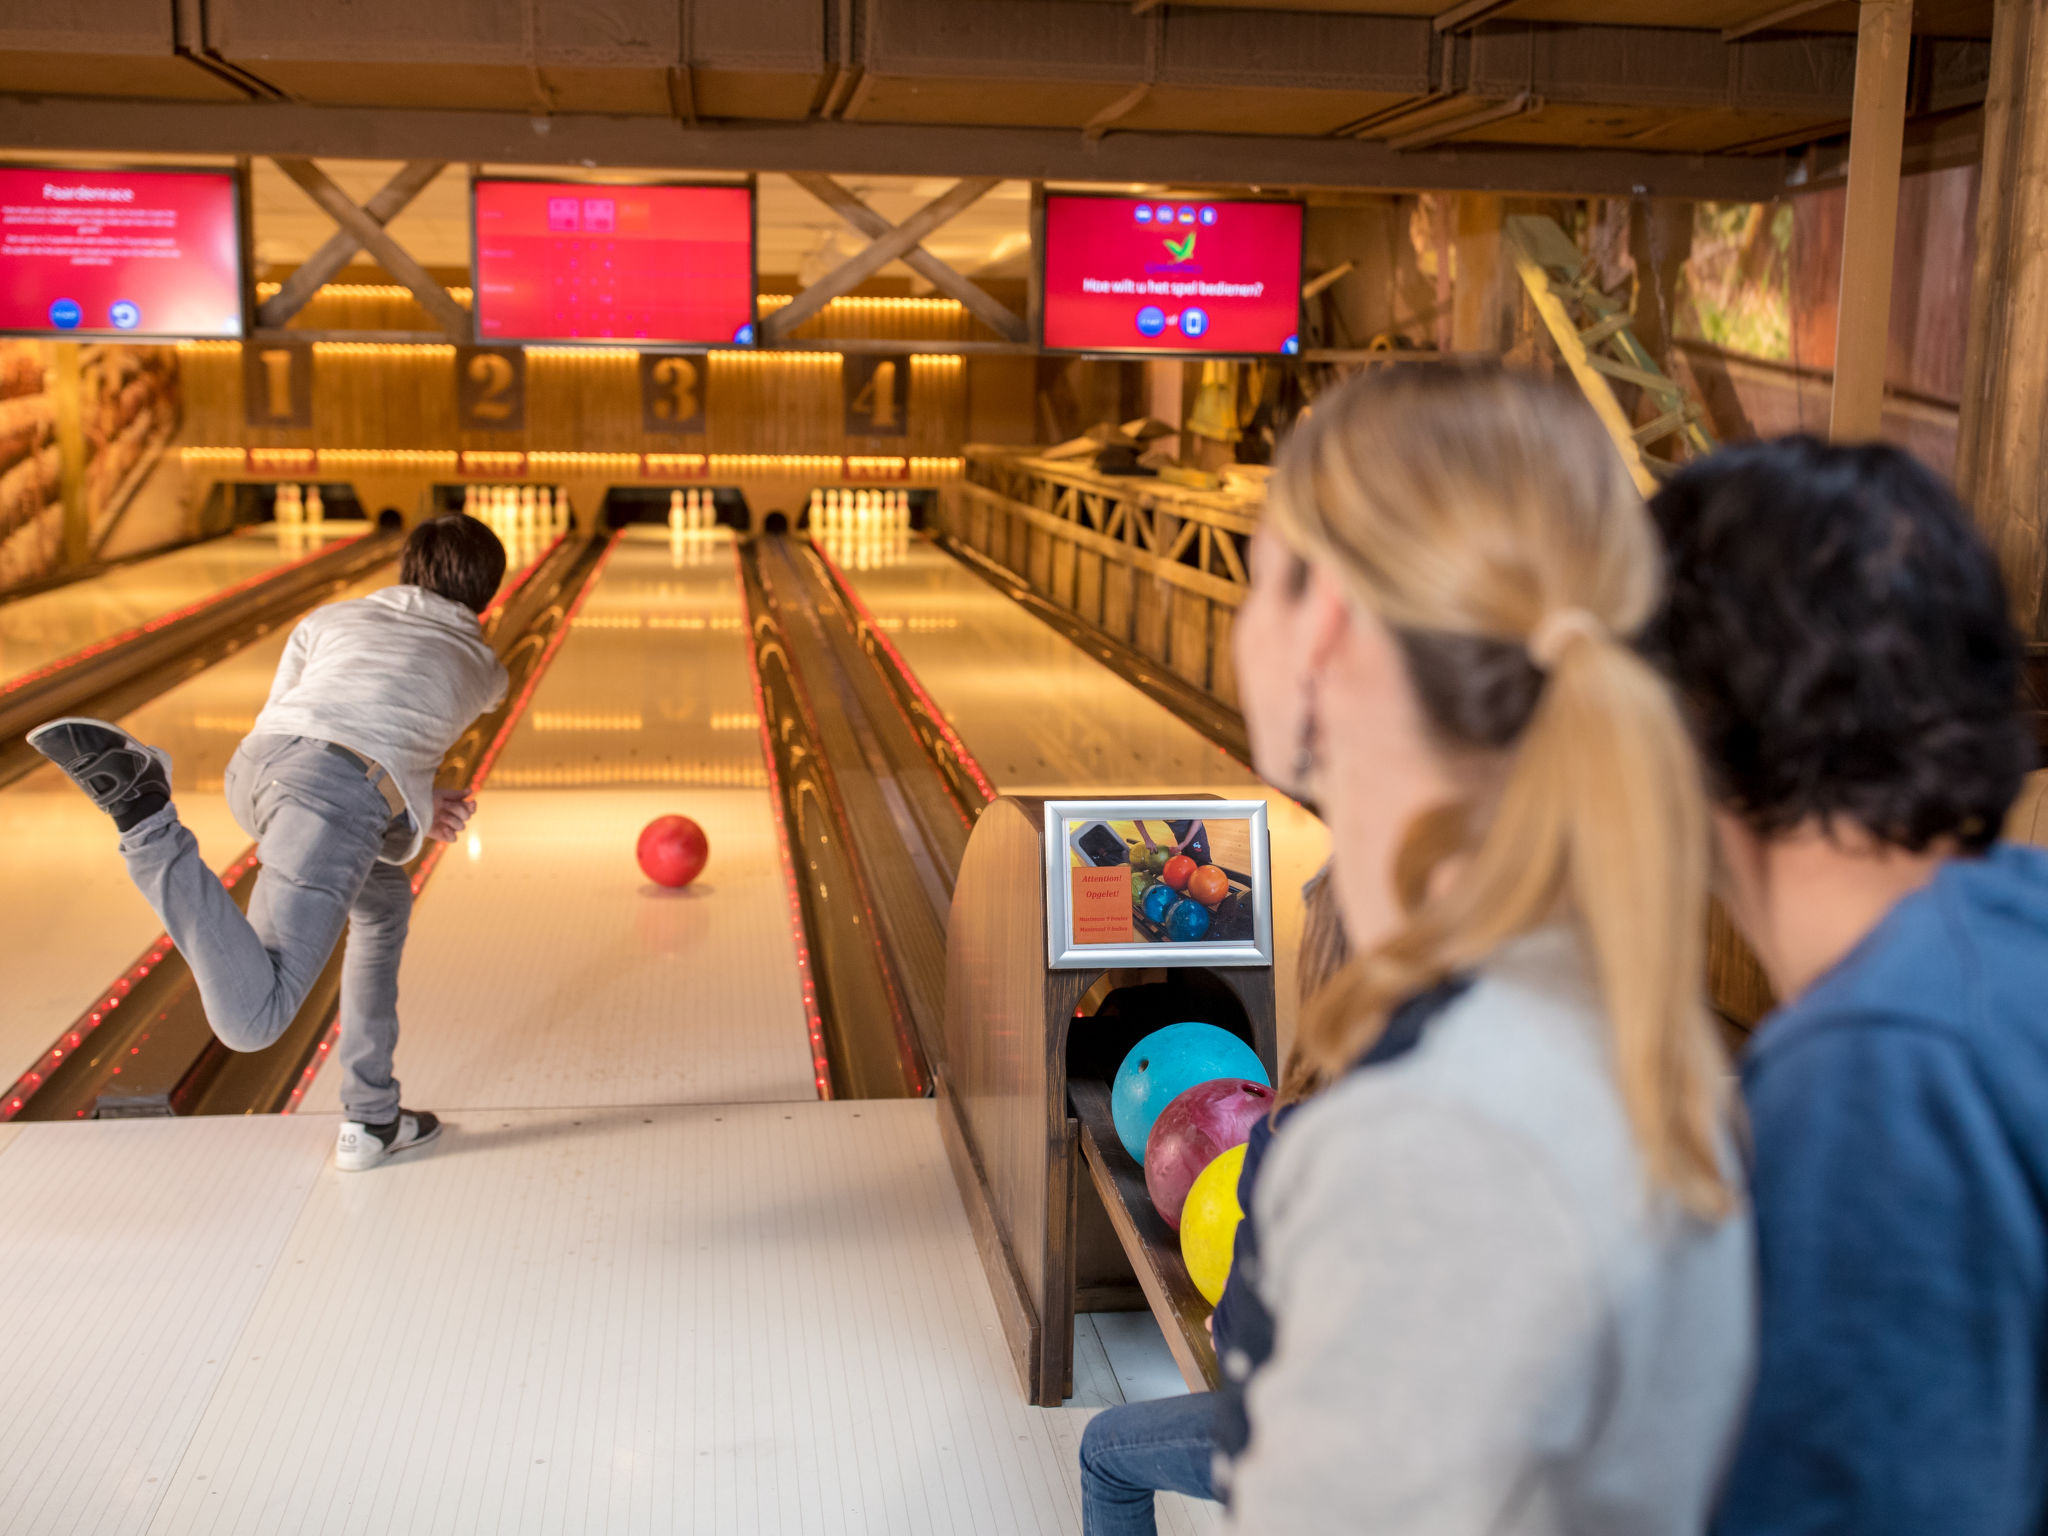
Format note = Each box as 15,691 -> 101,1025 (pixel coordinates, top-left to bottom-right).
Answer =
178,446 -> 964,481
486,762 -> 769,788
529,711 -> 644,732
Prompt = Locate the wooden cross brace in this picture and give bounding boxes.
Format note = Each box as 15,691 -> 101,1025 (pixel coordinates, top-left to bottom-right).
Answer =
265,158 -> 469,341
774,174 -> 1028,344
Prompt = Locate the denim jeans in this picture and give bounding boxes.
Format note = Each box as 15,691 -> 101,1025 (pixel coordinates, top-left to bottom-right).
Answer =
1079,1391 -> 1222,1536
118,732 -> 413,1123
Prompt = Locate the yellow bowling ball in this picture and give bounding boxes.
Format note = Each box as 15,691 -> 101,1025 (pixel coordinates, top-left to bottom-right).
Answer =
1179,1142 -> 1248,1306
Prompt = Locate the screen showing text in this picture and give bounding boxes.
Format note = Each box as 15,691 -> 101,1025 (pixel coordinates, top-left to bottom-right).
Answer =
473,180 -> 755,346
1040,195 -> 1301,355
0,168 -> 241,338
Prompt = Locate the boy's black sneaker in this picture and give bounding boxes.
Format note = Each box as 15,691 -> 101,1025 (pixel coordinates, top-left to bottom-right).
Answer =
26,717 -> 172,830
335,1109 -> 442,1172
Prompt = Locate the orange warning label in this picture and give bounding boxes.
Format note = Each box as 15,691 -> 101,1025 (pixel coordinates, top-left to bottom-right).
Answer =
1072,865 -> 1135,945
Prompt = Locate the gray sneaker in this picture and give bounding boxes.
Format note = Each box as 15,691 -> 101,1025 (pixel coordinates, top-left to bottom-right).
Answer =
26,717 -> 172,827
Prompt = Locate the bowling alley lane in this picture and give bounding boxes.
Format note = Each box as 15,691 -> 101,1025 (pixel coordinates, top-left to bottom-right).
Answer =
295,527 -> 819,1116
0,567 -> 394,1093
0,520 -> 368,689
831,538 -> 1329,1049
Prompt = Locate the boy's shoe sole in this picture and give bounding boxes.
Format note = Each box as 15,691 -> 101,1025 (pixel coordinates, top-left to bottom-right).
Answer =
335,1109 -> 442,1172
25,717 -> 172,819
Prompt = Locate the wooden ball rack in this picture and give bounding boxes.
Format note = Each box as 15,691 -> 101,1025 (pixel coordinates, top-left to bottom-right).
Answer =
938,794 -> 1278,1405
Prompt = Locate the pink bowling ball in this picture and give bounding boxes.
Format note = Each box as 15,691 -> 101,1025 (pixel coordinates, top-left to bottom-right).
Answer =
1144,1078 -> 1273,1231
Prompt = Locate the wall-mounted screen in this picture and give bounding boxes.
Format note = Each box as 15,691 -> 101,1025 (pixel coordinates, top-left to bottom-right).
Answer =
472,178 -> 756,347
1045,799 -> 1274,969
1038,193 -> 1303,357
0,166 -> 242,339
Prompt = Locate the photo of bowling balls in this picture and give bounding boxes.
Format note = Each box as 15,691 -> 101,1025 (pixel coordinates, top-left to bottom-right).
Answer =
636,813 -> 709,888
1181,1143 -> 1248,1306
1110,1021 -> 1269,1164
1141,881 -> 1178,926
1145,1078 -> 1273,1229
1187,863 -> 1230,907
1161,854 -> 1197,892
1164,897 -> 1211,942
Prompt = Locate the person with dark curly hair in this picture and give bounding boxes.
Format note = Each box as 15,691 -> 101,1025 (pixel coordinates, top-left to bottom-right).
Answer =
1646,436 -> 2048,1536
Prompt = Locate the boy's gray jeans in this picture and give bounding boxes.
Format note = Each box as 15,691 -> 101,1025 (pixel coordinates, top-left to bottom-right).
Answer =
117,732 -> 414,1124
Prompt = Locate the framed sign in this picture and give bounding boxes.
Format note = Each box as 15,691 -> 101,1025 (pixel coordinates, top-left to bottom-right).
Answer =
456,345 -> 526,431
639,350 -> 707,434
243,339 -> 312,429
1043,798 -> 1273,970
843,352 -> 909,437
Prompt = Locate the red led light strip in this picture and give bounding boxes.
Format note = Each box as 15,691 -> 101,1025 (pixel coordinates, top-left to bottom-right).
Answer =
736,540 -> 834,1101
447,451 -> 928,482
281,531 -> 618,1112
0,535 -> 564,1123
0,529 -> 371,701
0,848 -> 262,1120
806,533 -> 998,807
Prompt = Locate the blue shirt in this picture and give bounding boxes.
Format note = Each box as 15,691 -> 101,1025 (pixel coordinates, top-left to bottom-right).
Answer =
1716,842 -> 2048,1536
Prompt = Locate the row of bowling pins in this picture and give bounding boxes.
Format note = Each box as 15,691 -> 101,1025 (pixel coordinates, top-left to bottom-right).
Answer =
668,488 -> 717,533
465,483 -> 570,537
810,487 -> 912,535
273,484 -> 324,525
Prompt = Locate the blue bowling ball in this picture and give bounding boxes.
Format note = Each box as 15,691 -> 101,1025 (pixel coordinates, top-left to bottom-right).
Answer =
1111,1022 -> 1269,1165
1142,882 -> 1177,925
1165,898 -> 1211,943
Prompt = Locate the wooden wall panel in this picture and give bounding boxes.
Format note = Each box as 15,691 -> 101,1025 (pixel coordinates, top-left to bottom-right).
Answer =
178,342 -> 969,461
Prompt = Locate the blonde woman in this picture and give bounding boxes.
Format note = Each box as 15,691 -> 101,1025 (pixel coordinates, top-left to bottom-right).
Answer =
1216,367 -> 1753,1533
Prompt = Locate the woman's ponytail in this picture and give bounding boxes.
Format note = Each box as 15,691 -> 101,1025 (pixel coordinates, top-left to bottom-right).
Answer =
1268,366 -> 1734,1221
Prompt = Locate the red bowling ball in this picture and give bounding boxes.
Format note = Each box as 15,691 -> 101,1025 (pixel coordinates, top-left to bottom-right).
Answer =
1144,1077 -> 1273,1230
636,814 -> 709,888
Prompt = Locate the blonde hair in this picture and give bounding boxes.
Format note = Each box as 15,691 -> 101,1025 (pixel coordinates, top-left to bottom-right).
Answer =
1271,366 -> 1732,1219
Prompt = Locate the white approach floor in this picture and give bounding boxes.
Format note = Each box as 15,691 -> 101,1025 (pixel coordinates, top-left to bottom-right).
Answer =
0,1105 -> 1219,1536
297,528 -> 816,1113
0,523 -> 366,687
0,571 -> 392,1087
837,539 -> 1329,1052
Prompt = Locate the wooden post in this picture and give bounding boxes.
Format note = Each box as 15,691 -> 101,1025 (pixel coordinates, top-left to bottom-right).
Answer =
49,341 -> 89,567
1452,193 -> 1506,353
1828,0 -> 1915,443
1957,0 -> 2048,635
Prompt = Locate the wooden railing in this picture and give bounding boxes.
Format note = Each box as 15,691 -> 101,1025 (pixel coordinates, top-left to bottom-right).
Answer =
939,448 -> 1260,706
938,442 -> 1778,1035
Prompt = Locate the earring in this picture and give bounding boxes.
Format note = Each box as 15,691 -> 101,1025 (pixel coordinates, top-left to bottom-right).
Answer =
1289,690 -> 1319,794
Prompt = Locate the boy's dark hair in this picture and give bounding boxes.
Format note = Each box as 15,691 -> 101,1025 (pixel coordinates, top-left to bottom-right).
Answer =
401,513 -> 506,614
1645,436 -> 2033,854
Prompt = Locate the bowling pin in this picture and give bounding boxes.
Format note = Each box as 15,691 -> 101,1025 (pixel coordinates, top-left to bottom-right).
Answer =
305,484 -> 324,525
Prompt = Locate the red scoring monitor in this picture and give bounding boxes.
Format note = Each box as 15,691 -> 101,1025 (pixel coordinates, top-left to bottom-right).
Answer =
0,167 -> 242,338
473,179 -> 756,346
1040,193 -> 1302,356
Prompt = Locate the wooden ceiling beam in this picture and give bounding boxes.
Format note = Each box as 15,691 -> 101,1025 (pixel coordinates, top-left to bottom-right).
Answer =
270,157 -> 471,341
1723,0 -> 1852,42
765,176 -> 1001,341
1436,0 -> 1525,34
788,172 -> 1029,342
0,99 -> 1797,201
257,160 -> 444,329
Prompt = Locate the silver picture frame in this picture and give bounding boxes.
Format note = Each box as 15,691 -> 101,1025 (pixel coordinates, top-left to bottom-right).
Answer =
1043,798 -> 1275,970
